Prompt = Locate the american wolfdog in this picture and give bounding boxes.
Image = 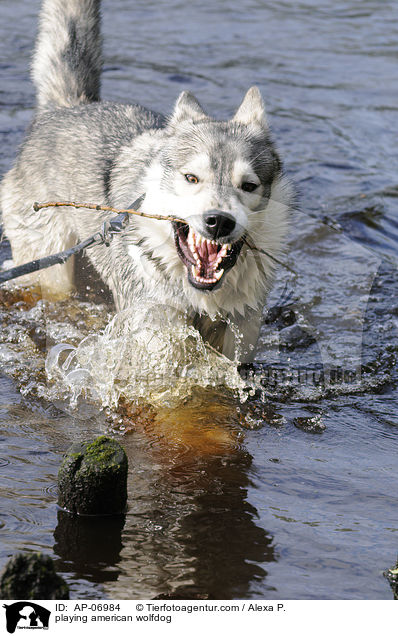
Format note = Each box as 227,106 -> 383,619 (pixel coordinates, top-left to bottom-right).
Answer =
1,0 -> 293,360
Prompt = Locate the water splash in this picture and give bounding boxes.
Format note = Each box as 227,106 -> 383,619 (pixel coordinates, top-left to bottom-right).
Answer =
45,302 -> 249,410
0,288 -> 394,416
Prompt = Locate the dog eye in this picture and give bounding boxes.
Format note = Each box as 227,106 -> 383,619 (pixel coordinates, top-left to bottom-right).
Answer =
185,174 -> 199,184
241,182 -> 258,193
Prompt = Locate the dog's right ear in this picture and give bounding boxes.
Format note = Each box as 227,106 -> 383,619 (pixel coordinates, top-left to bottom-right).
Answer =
168,91 -> 208,126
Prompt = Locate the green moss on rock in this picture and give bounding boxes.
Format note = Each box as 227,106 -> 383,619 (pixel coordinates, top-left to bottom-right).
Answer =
58,436 -> 128,515
384,559 -> 398,600
0,552 -> 69,600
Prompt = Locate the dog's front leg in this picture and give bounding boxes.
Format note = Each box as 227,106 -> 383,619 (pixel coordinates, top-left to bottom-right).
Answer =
193,307 -> 263,363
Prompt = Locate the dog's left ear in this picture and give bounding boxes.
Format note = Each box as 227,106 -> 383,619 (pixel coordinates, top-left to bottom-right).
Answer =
232,86 -> 268,129
168,91 -> 208,126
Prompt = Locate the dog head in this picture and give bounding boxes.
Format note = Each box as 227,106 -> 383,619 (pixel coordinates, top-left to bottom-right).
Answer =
131,88 -> 293,312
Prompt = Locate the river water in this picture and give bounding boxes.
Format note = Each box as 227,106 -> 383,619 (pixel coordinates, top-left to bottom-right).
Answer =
0,0 -> 397,600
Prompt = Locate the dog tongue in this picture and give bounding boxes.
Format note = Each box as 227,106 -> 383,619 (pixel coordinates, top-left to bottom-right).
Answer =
197,239 -> 219,267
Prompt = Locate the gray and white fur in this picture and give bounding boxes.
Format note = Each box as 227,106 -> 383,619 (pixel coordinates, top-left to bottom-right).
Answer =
1,0 -> 294,360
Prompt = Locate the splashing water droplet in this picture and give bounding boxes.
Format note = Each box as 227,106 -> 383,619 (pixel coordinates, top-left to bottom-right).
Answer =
45,301 -> 249,410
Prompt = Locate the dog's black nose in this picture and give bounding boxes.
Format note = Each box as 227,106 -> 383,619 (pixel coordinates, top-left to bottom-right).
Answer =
204,212 -> 236,240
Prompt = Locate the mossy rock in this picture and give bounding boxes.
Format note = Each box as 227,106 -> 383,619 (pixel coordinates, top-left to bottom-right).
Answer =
58,435 -> 128,515
0,552 -> 69,600
384,561 -> 398,600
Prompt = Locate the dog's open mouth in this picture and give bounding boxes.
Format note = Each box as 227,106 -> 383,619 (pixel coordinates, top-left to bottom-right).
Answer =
173,222 -> 243,290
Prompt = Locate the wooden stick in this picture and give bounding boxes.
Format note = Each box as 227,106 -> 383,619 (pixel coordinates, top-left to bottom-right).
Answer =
33,201 -> 296,275
243,237 -> 297,275
33,200 -> 187,225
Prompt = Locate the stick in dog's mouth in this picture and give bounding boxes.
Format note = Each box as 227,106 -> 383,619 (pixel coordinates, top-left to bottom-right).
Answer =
172,221 -> 244,291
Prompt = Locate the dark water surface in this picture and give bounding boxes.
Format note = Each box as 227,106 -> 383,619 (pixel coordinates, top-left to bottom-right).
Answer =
1,0 -> 398,599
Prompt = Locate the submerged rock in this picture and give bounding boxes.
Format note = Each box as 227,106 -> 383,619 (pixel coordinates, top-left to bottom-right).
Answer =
280,324 -> 316,350
293,415 -> 326,434
384,560 -> 398,600
0,552 -> 69,600
58,435 -> 128,515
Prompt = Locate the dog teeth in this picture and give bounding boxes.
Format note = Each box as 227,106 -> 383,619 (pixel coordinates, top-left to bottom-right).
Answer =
187,231 -> 231,285
191,264 -> 222,285
212,244 -> 228,268
219,245 -> 228,257
188,230 -> 195,250
188,230 -> 202,264
189,231 -> 232,254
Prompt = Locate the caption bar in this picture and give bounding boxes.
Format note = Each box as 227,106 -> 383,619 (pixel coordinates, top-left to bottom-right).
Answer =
1,599 -> 395,635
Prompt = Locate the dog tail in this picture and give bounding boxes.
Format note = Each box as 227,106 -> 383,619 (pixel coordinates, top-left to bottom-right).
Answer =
32,0 -> 102,110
